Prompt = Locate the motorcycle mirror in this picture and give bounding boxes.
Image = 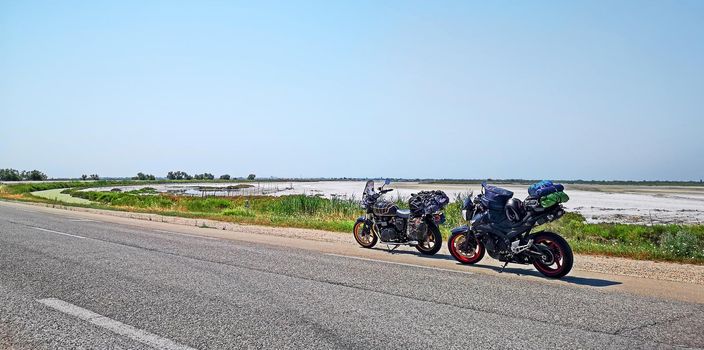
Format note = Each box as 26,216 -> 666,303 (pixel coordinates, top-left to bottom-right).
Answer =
384,179 -> 391,185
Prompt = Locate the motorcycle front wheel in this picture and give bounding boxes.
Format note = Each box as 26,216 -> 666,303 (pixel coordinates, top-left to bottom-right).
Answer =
448,232 -> 485,264
353,220 -> 377,248
531,231 -> 573,278
415,222 -> 442,255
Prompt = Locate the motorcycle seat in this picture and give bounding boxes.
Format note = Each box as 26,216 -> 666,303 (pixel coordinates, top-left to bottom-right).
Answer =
396,209 -> 410,219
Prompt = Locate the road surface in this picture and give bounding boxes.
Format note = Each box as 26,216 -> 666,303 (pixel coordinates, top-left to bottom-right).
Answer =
1,202 -> 703,349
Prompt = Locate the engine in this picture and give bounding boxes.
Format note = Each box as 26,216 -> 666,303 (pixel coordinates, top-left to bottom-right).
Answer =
376,217 -> 405,242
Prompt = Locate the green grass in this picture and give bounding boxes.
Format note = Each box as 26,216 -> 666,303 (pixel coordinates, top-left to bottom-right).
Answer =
541,212 -> 704,262
31,188 -> 92,204
2,181 -> 703,264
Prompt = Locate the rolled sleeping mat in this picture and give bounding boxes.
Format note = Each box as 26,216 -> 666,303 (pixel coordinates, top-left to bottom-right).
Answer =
534,183 -> 565,197
539,191 -> 569,208
528,180 -> 553,197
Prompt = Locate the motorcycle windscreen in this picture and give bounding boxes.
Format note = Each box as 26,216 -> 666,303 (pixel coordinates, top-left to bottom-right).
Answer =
363,180 -> 375,197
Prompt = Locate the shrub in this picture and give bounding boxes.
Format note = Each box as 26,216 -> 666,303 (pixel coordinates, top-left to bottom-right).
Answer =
660,231 -> 704,259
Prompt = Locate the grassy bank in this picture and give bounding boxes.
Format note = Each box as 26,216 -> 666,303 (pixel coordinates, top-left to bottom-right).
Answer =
1,182 -> 703,264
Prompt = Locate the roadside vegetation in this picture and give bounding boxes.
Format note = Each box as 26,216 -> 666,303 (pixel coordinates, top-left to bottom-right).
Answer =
1,181 -> 703,264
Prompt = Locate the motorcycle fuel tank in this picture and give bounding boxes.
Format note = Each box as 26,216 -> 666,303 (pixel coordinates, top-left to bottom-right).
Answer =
372,200 -> 398,216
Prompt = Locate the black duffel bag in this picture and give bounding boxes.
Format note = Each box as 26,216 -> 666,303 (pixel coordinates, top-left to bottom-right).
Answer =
480,183 -> 514,210
409,190 -> 449,216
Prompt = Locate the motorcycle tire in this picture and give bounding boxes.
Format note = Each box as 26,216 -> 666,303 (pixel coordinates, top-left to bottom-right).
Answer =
531,231 -> 573,278
415,222 -> 442,255
448,232 -> 485,264
353,220 -> 377,248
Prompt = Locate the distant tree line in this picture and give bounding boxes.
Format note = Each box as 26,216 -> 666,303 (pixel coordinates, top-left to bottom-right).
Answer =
193,173 -> 214,180
80,174 -> 100,180
132,172 -> 156,180
166,171 -> 192,180
0,168 -> 48,181
165,171 -> 253,181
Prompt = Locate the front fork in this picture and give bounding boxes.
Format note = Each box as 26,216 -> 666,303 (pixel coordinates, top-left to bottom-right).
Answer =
356,214 -> 377,238
450,225 -> 476,252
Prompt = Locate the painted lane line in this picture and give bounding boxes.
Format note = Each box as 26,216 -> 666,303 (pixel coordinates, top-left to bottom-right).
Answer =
31,227 -> 87,239
326,253 -> 474,275
37,298 -> 197,350
153,229 -> 219,240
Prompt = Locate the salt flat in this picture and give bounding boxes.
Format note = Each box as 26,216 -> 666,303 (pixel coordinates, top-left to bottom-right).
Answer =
83,181 -> 704,225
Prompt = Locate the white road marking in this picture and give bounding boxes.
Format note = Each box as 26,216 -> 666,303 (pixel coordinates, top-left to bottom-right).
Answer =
153,229 -> 219,240
326,253 -> 474,275
37,298 -> 197,350
31,227 -> 87,239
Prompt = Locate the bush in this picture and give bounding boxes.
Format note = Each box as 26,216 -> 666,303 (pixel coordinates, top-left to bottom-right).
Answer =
660,231 -> 704,259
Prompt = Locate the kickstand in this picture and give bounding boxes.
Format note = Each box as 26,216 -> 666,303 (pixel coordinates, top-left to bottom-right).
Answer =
498,261 -> 509,273
386,245 -> 399,253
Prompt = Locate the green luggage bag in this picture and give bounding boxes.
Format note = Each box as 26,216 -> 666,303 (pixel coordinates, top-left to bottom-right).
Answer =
539,191 -> 569,208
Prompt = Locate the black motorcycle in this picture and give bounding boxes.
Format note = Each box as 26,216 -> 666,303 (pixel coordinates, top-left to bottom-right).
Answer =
353,180 -> 449,255
447,183 -> 573,278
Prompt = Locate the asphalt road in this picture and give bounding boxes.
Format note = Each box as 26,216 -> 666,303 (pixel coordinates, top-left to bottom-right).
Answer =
1,204 -> 703,349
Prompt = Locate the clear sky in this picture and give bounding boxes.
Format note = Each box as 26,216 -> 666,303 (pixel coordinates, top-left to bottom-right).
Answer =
1,1 -> 703,180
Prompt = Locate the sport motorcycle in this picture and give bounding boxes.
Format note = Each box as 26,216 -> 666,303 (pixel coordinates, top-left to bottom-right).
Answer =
447,183 -> 573,278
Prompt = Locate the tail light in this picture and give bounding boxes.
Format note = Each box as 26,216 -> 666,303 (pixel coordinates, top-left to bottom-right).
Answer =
434,213 -> 446,224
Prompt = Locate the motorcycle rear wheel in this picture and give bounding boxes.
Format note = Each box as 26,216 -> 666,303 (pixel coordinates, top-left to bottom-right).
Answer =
531,231 -> 573,278
353,221 -> 377,248
415,223 -> 442,255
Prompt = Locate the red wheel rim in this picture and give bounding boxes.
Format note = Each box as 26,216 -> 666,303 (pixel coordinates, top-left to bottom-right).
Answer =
533,238 -> 564,275
450,234 -> 482,263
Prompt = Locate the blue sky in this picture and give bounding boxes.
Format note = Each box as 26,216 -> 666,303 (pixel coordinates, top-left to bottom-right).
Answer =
1,1 -> 703,180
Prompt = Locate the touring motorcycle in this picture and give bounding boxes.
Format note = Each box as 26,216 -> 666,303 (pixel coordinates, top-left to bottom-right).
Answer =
353,180 -> 449,255
447,183 -> 573,278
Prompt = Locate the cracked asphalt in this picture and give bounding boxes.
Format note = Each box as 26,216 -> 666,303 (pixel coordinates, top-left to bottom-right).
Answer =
1,204 -> 703,349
